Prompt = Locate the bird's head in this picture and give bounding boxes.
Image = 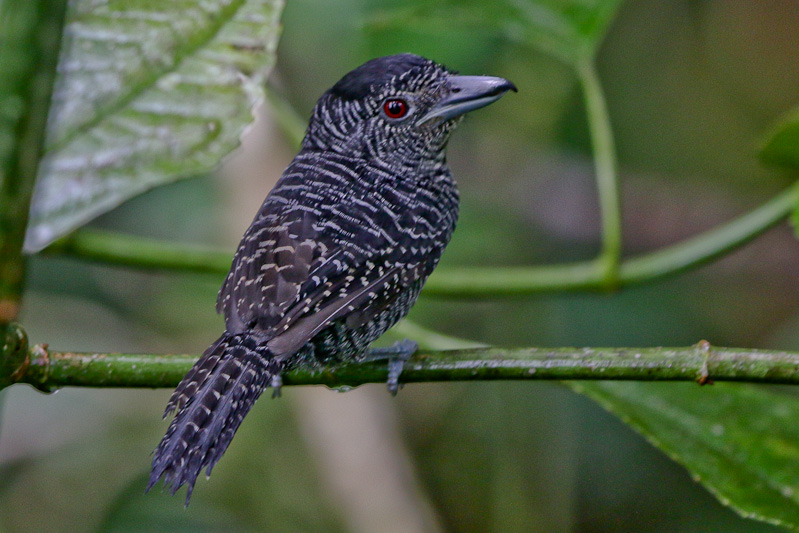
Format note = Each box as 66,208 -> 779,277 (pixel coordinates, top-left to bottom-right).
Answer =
302,54 -> 516,170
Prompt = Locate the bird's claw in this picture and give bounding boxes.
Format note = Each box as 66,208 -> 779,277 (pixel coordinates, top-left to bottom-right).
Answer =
365,339 -> 418,396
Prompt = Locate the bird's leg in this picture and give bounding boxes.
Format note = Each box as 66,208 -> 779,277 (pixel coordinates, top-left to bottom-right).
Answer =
363,339 -> 418,396
270,373 -> 283,398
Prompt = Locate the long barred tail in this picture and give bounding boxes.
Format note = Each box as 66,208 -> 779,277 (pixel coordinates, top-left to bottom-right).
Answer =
147,332 -> 283,505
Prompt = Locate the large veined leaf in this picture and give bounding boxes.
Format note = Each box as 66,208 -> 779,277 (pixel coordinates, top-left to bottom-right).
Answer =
572,382 -> 799,531
24,0 -> 284,252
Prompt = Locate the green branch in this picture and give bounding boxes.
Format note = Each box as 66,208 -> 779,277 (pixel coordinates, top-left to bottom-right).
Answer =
578,58 -> 622,286
425,180 -> 799,296
0,0 -> 69,321
45,230 -> 233,275
4,320 -> 799,391
43,179 -> 799,296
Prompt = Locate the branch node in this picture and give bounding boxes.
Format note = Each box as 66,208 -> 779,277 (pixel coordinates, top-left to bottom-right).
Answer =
695,339 -> 714,386
1,322 -> 29,390
30,343 -> 51,391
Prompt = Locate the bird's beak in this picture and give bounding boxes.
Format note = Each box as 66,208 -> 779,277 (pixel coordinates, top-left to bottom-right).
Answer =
416,75 -> 517,126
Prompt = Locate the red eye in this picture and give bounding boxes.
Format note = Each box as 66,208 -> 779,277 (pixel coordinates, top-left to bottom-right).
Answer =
383,98 -> 408,119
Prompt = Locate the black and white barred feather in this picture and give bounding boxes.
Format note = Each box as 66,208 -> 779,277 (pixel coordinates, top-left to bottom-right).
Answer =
148,53 -> 512,503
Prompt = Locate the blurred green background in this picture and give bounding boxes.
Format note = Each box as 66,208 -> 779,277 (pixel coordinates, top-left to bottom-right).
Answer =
3,0 -> 799,531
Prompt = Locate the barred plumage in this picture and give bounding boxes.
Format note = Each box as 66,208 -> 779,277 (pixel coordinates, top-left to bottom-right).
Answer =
148,53 -> 515,503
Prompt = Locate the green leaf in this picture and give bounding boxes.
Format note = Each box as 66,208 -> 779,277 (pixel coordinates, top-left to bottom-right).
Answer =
502,0 -> 625,64
24,0 -> 284,252
571,382 -> 799,531
761,107 -> 799,171
759,107 -> 799,237
367,0 -> 624,66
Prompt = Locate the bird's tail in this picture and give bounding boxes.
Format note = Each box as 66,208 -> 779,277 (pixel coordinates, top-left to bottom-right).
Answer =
147,332 -> 283,505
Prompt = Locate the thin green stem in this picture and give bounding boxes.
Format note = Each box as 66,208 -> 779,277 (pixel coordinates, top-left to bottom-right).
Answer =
577,58 -> 622,286
424,181 -> 799,297
620,181 -> 799,283
45,229 -> 232,275
45,180 -> 798,297
265,85 -> 306,149
0,0 -> 69,321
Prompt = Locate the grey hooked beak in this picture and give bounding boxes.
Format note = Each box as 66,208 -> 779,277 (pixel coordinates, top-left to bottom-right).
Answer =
416,75 -> 517,126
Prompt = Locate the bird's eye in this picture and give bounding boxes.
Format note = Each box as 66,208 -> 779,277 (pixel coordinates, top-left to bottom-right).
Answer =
383,98 -> 408,119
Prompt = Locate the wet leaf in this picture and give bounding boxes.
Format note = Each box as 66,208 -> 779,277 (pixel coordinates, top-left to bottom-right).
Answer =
571,382 -> 799,531
367,0 -> 624,66
24,0 -> 284,252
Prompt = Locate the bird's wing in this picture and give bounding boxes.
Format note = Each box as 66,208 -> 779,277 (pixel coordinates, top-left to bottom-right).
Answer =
217,208 -> 329,335
217,157 -> 435,348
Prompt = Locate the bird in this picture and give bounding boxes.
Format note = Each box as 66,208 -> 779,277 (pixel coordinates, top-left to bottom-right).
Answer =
147,53 -> 515,504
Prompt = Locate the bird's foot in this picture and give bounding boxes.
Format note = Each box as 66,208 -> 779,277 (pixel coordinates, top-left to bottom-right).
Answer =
364,339 -> 418,396
271,373 -> 283,398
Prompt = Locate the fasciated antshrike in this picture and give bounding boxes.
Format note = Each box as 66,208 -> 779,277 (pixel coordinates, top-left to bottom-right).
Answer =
148,53 -> 515,503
